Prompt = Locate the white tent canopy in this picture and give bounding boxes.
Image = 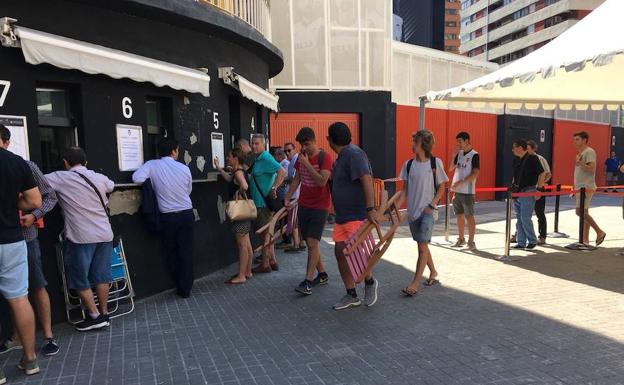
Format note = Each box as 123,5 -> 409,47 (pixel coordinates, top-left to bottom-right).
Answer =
0,20 -> 211,97
425,0 -> 624,111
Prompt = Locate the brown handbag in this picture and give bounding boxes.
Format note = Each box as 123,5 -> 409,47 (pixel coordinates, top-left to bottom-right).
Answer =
226,191 -> 257,221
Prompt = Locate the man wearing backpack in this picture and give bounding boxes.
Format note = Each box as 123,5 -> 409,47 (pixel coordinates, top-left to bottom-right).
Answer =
46,147 -> 114,331
285,127 -> 332,295
399,130 -> 448,297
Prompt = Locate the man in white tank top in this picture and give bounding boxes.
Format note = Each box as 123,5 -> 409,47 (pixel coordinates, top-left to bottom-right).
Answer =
449,132 -> 480,250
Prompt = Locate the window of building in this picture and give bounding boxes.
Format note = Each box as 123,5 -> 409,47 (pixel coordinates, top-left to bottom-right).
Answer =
527,24 -> 535,34
445,9 -> 458,15
446,21 -> 458,27
145,97 -> 173,161
445,33 -> 458,40
37,87 -> 79,173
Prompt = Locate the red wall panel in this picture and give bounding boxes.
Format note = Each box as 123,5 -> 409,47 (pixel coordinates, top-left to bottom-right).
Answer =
396,105 -> 498,201
269,113 -> 360,164
551,119 -> 611,188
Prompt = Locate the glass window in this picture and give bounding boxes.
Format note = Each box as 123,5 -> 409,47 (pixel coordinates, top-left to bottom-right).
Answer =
36,89 -> 68,118
145,97 -> 172,161
36,88 -> 77,173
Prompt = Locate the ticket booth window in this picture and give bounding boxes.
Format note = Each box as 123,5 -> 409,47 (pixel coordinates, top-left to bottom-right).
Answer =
37,88 -> 78,173
145,97 -> 172,160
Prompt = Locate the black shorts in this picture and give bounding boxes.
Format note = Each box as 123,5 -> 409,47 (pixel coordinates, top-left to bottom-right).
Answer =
298,207 -> 328,241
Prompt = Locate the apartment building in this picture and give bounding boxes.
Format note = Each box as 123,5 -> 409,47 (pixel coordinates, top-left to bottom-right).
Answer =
460,0 -> 605,64
445,0 -> 461,53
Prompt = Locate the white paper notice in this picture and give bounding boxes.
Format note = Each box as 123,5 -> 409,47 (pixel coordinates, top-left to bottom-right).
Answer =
116,124 -> 144,171
0,115 -> 29,160
211,132 -> 224,169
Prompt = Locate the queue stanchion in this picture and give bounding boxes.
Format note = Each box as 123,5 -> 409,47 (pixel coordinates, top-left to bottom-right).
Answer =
444,187 -> 450,242
565,187 -> 595,251
548,183 -> 569,238
497,188 -> 513,261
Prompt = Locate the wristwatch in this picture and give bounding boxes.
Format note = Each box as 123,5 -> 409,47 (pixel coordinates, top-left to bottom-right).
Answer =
427,203 -> 435,209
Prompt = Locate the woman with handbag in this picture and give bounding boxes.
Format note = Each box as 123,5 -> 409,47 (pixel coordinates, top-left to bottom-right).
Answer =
215,149 -> 256,284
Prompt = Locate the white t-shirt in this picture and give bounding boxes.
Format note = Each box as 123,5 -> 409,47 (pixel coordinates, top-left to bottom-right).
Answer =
400,157 -> 449,221
536,154 -> 551,182
451,149 -> 480,194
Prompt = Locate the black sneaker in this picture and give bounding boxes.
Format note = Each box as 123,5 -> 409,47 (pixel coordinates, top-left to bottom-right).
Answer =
102,313 -> 110,326
311,273 -> 329,287
512,244 -> 525,249
295,280 -> 312,295
41,337 -> 60,356
0,338 -> 22,354
75,314 -> 109,332
526,243 -> 537,250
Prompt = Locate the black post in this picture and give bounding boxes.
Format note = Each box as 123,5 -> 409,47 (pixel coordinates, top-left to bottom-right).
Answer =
554,184 -> 561,233
498,188 -> 513,261
578,187 -> 586,244
444,187 -> 450,242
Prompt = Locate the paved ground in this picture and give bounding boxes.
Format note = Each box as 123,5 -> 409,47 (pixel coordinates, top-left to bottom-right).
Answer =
2,195 -> 624,385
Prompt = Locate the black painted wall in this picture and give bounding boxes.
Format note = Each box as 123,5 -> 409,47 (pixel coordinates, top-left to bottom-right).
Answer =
276,91 -> 396,181
495,114 -> 554,200
611,126 -> 624,183
0,1 -> 281,322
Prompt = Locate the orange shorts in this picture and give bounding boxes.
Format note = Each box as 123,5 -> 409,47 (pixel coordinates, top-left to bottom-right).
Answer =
332,220 -> 364,243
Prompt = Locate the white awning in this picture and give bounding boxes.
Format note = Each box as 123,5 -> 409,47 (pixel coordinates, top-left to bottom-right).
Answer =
425,0 -> 624,110
219,67 -> 279,111
6,25 -> 210,97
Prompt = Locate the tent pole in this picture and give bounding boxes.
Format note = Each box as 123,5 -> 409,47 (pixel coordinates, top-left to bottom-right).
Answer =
419,97 -> 426,131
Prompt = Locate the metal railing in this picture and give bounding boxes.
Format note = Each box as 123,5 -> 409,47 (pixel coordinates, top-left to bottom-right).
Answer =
196,0 -> 271,38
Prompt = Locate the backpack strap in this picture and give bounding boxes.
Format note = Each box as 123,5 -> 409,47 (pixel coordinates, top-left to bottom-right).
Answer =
431,156 -> 438,194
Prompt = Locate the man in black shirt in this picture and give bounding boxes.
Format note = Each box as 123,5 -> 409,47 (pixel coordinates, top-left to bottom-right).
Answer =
511,139 -> 546,250
0,124 -> 43,379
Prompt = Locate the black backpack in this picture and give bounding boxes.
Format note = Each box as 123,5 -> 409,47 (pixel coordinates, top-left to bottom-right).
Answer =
406,156 -> 438,193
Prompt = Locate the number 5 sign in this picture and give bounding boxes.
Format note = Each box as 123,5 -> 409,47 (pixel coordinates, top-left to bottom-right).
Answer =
0,80 -> 10,107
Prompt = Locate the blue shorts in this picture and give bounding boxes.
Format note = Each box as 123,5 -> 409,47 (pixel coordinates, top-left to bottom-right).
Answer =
27,239 -> 48,290
0,241 -> 29,299
64,241 -> 113,290
409,213 -> 434,243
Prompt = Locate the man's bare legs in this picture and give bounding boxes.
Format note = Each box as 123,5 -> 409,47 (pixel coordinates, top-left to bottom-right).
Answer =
576,207 -> 606,244
457,214 -> 465,241
304,238 -> 326,281
466,215 -> 476,243
7,296 -> 36,362
31,288 -> 52,339
405,243 -> 437,292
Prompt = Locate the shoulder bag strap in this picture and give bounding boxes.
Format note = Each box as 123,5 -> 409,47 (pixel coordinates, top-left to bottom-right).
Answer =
72,171 -> 110,217
430,156 -> 438,194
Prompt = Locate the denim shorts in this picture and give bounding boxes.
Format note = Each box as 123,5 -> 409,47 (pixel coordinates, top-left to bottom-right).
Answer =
64,240 -> 113,290
0,240 -> 29,299
27,239 -> 47,290
409,213 -> 434,243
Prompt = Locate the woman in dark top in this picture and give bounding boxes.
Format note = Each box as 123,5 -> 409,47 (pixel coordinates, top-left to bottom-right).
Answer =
215,148 -> 253,284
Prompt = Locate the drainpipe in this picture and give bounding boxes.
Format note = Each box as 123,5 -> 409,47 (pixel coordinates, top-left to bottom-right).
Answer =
419,97 -> 427,131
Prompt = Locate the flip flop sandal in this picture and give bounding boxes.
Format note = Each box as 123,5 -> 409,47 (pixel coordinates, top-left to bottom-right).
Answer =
284,247 -> 301,253
225,278 -> 246,285
229,273 -> 252,280
596,233 -> 606,246
401,287 -> 418,297
424,278 -> 440,287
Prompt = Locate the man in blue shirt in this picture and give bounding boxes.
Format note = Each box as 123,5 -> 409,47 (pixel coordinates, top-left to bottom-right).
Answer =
328,122 -> 379,310
604,151 -> 621,191
133,138 -> 194,298
249,134 -> 286,273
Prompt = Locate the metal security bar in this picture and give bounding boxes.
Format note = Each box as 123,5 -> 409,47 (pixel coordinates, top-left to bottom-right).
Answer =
196,0 -> 271,38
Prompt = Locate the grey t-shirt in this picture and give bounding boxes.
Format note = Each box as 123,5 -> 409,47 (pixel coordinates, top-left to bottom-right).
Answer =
400,157 -> 449,221
574,147 -> 597,190
331,144 -> 372,224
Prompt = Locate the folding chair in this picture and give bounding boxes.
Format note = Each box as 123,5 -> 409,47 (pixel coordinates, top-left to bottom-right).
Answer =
342,181 -> 405,283
56,234 -> 135,324
253,204 -> 297,253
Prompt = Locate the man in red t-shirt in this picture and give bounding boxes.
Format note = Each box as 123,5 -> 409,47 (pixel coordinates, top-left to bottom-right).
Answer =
285,127 -> 333,295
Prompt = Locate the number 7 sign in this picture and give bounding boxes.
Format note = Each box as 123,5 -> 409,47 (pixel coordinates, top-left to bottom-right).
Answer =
0,80 -> 10,107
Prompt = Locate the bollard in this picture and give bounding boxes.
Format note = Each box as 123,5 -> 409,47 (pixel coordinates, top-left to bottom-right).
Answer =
578,187 -> 586,244
548,184 -> 569,238
565,187 -> 595,250
444,187 -> 450,242
497,189 -> 513,261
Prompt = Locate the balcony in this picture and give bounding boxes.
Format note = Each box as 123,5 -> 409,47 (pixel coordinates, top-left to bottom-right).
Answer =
196,0 -> 271,38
